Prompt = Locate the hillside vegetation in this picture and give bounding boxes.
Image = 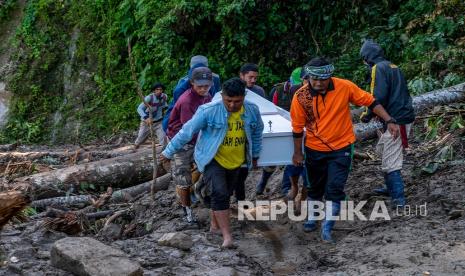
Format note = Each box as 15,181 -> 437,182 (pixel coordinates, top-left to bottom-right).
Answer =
0,0 -> 464,143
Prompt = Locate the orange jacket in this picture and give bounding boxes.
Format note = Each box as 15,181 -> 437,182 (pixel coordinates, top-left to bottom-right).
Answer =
290,77 -> 375,151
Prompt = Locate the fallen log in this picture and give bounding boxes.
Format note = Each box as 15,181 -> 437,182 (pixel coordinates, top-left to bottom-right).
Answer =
86,210 -> 114,220
12,148 -> 166,200
30,173 -> 171,209
44,207 -> 114,220
0,145 -> 162,164
0,143 -> 17,152
354,82 -> 465,141
110,173 -> 171,203
31,195 -> 93,210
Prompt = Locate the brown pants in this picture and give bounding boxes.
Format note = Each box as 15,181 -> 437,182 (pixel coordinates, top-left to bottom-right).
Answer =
134,121 -> 166,146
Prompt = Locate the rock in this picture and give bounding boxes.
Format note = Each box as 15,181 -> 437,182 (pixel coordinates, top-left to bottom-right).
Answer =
169,250 -> 183,259
50,237 -> 143,276
7,263 -> 22,274
204,267 -> 238,276
157,232 -> 193,251
407,256 -> 419,265
100,223 -> 122,240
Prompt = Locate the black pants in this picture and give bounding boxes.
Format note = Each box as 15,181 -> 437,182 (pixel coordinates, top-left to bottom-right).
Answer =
234,167 -> 248,201
203,160 -> 241,211
305,145 -> 353,202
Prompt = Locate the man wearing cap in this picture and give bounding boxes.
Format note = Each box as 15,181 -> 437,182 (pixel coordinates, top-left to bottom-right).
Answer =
134,83 -> 168,149
161,77 -> 264,248
291,57 -> 399,242
360,40 -> 415,208
166,67 -> 213,224
162,55 -> 221,132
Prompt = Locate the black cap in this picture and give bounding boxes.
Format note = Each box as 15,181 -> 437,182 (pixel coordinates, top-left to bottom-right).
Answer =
191,67 -> 213,86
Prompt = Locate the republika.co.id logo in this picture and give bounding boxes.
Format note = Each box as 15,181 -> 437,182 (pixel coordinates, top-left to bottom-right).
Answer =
237,200 -> 427,221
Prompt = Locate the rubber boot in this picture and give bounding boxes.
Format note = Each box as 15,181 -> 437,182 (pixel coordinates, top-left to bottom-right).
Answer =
321,201 -> 341,243
372,173 -> 389,196
386,170 -> 406,208
256,169 -> 273,195
303,198 -> 320,232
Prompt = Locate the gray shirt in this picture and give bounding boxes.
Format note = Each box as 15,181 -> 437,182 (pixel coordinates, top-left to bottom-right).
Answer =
248,85 -> 266,98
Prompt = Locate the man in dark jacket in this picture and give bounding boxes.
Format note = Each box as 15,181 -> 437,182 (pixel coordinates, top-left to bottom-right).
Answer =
360,39 -> 415,208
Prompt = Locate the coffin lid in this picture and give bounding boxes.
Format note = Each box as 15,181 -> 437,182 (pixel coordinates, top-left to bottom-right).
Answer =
212,89 -> 292,137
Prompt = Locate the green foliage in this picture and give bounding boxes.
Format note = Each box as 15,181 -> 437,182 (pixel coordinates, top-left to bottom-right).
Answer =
0,0 -> 17,21
450,114 -> 465,130
2,0 -> 70,143
22,206 -> 38,217
2,0 -> 465,143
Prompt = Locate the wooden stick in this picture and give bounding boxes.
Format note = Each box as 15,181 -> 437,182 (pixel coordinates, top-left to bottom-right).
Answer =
127,38 -> 159,202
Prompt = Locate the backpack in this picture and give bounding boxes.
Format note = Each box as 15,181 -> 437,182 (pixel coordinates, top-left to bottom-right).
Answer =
269,81 -> 292,111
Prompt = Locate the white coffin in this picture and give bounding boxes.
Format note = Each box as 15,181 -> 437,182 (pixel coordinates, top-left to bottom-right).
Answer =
212,89 -> 294,166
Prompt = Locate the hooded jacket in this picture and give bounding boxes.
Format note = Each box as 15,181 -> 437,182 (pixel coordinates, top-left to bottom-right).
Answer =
360,40 -> 415,124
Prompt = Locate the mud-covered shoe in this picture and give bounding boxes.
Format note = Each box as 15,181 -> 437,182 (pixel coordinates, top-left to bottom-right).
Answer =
373,187 -> 389,196
303,220 -> 317,232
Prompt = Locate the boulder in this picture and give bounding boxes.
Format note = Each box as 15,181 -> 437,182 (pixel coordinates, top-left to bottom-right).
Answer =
50,237 -> 143,276
157,232 -> 193,251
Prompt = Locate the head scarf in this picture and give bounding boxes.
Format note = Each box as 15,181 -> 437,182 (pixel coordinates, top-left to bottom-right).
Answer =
302,64 -> 334,80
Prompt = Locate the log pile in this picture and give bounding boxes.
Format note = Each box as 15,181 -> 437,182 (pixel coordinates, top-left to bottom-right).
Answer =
0,144 -> 171,233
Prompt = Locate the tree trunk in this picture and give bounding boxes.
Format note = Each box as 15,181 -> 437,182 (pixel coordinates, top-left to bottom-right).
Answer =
30,173 -> 171,210
355,83 -> 465,141
110,173 -> 171,203
30,195 -> 93,210
0,145 -> 161,164
12,148 -> 165,200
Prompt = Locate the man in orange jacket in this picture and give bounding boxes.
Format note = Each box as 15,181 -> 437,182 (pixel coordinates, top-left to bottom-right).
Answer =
290,57 -> 399,242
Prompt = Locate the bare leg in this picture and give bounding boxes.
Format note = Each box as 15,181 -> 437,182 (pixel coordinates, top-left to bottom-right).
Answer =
301,185 -> 308,201
294,185 -> 308,216
209,210 -> 221,234
213,209 -> 233,247
288,175 -> 299,200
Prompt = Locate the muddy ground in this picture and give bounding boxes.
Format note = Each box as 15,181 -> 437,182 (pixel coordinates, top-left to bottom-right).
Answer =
0,118 -> 464,275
